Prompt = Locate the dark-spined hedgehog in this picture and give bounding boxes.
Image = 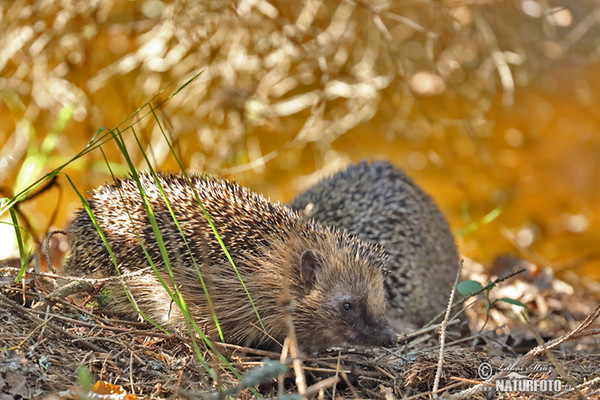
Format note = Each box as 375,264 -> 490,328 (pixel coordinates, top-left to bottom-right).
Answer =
62,172 -> 396,352
289,161 -> 460,331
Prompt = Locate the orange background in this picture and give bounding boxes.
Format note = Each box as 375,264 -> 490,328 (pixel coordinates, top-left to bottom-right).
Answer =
0,1 -> 598,278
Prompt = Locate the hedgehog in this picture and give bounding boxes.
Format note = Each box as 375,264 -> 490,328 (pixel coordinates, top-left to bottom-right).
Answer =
289,161 -> 460,331
62,172 -> 397,352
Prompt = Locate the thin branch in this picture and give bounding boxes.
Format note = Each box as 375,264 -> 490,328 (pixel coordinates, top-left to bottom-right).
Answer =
433,259 -> 464,398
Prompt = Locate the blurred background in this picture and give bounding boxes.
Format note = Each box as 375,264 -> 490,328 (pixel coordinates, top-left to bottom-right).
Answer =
0,0 -> 599,279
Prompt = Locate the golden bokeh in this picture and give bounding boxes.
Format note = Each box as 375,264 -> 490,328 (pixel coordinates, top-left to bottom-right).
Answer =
0,0 -> 599,278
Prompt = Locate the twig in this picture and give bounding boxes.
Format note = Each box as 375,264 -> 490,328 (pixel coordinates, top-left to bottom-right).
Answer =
307,359 -> 352,374
339,368 -> 360,399
0,265 -> 155,283
279,336 -> 289,397
379,383 -> 396,400
522,305 -> 600,360
0,291 -> 104,352
303,376 -> 340,397
403,381 -> 466,400
526,321 -> 584,400
175,357 -> 187,396
1,315 -> 53,351
432,259 -> 463,398
45,230 -> 67,273
447,305 -> 600,399
284,303 -> 306,395
332,351 -> 341,399
129,350 -> 136,396
216,342 -> 282,359
450,376 -> 494,388
32,280 -> 96,310
398,319 -> 460,342
562,376 -> 600,397
21,306 -> 187,343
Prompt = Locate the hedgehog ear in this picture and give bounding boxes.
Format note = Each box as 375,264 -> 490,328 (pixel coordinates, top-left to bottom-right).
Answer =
300,250 -> 320,292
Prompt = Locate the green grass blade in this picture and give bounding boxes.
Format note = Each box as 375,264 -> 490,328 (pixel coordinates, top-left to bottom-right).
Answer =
129,127 -> 225,342
148,104 -> 265,333
61,172 -> 166,334
106,129 -> 225,381
7,208 -> 31,283
111,126 -> 256,394
1,74 -> 203,219
454,207 -> 503,237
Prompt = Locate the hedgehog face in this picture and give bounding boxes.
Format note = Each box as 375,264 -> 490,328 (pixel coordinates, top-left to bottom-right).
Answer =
323,291 -> 396,349
296,249 -> 397,351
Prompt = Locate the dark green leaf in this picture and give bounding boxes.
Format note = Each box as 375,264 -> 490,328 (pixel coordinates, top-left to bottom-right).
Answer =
497,297 -> 529,310
457,280 -> 483,296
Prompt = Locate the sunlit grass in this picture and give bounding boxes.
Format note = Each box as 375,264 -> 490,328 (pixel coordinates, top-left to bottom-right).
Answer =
2,75 -> 266,397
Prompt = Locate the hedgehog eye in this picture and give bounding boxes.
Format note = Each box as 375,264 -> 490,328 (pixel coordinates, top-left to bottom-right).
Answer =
342,302 -> 352,311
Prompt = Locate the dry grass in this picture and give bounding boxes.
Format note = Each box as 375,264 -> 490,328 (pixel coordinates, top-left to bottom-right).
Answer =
2,0 -> 597,188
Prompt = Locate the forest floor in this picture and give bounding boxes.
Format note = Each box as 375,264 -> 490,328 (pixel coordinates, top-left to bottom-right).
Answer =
1,257 -> 599,399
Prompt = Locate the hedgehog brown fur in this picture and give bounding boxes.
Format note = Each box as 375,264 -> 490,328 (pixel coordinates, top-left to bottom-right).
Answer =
63,173 -> 396,352
289,160 -> 460,331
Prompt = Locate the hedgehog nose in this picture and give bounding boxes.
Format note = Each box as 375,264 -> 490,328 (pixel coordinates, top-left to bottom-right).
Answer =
381,326 -> 397,347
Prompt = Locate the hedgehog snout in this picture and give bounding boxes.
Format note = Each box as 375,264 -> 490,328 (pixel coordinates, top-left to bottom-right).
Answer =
379,324 -> 397,347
